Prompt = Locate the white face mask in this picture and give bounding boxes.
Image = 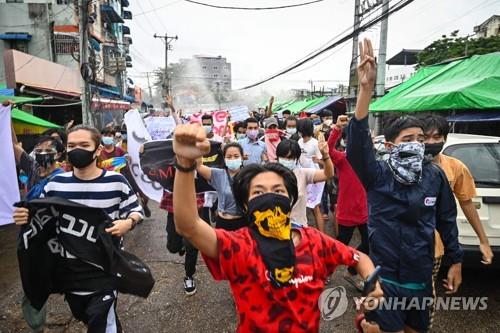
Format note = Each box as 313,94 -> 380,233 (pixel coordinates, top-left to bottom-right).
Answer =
278,158 -> 297,170
286,127 -> 297,135
324,119 -> 333,126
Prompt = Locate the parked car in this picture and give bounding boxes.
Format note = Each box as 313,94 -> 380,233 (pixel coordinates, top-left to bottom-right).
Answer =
443,133 -> 500,267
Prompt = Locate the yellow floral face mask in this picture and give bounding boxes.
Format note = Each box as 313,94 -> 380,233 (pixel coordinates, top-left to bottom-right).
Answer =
248,193 -> 295,287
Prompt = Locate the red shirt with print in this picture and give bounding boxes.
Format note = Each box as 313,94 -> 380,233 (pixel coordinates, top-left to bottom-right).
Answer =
202,227 -> 359,333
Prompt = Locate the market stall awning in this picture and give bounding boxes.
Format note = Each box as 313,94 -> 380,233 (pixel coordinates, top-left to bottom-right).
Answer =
369,52 -> 500,113
305,96 -> 344,114
4,49 -> 81,98
447,111 -> 500,122
0,85 -> 14,96
0,94 -> 44,104
284,96 -> 327,114
12,108 -> 61,135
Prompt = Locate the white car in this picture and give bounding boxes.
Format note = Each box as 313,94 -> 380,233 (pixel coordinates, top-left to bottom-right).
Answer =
443,133 -> 500,266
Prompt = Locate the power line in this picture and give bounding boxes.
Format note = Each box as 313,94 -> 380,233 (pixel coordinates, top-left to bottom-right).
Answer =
238,0 -> 414,90
135,0 -> 183,16
183,0 -> 326,10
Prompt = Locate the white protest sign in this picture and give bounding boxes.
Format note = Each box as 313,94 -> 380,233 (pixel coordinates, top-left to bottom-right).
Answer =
228,106 -> 250,122
144,116 -> 176,140
124,109 -> 163,203
0,105 -> 20,225
306,182 -> 325,209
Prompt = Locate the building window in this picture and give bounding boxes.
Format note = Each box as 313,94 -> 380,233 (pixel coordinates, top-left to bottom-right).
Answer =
56,0 -> 70,4
54,34 -> 78,55
213,74 -> 218,78
223,66 -> 228,70
7,0 -> 24,3
202,66 -> 207,70
223,75 -> 227,78
213,66 -> 218,70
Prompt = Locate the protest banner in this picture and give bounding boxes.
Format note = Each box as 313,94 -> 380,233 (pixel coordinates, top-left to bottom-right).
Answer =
124,109 -> 163,203
140,139 -> 224,193
306,182 -> 325,209
190,110 -> 229,137
0,105 -> 20,225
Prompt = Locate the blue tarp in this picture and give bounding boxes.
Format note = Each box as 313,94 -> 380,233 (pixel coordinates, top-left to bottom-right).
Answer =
447,112 -> 500,122
123,95 -> 135,103
305,96 -> 344,114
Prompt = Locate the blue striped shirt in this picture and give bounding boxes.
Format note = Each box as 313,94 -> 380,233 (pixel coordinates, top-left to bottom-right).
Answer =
42,170 -> 143,220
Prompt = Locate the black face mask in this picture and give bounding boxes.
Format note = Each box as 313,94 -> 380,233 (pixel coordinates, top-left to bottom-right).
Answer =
424,142 -> 444,157
68,148 -> 97,169
248,193 -> 295,288
35,153 -> 56,168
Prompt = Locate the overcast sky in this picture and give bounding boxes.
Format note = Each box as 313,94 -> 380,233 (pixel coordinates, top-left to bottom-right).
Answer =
126,0 -> 499,94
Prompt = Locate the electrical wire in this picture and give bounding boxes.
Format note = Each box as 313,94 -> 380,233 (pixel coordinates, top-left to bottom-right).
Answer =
183,0 -> 326,10
238,0 -> 414,90
134,0 -> 183,17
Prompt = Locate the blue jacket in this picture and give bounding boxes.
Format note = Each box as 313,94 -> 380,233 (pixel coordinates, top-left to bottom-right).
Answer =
347,117 -> 463,284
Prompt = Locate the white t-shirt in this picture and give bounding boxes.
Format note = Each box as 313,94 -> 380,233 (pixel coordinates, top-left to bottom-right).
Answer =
298,138 -> 321,169
290,168 -> 316,226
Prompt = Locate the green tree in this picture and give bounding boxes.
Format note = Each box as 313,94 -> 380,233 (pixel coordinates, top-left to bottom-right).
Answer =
417,31 -> 500,67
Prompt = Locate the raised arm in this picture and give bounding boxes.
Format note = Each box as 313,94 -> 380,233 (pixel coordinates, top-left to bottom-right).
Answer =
166,95 -> 182,125
265,96 -> 274,118
346,38 -> 379,189
313,140 -> 334,183
173,124 -> 218,258
196,162 -> 212,181
328,115 -> 348,165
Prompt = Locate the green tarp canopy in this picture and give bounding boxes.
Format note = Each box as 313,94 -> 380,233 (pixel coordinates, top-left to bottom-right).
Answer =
369,52 -> 500,113
279,96 -> 327,114
12,108 -> 61,128
0,94 -> 44,104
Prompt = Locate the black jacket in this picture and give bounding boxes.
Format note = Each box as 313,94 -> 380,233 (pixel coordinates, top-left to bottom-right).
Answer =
346,117 -> 463,285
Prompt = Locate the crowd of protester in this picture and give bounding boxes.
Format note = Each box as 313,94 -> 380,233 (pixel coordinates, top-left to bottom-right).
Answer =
7,38 -> 494,333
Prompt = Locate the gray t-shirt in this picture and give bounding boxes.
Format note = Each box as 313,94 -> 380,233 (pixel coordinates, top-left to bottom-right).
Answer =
209,168 -> 242,216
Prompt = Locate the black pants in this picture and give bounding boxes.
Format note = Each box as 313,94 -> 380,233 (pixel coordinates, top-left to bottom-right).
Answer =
214,215 -> 248,231
166,208 -> 210,278
337,223 -> 369,275
65,290 -> 122,333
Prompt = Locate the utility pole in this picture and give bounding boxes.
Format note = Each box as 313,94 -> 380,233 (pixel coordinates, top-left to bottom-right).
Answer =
153,33 -> 178,97
78,0 -> 93,126
374,0 -> 389,134
146,72 -> 153,101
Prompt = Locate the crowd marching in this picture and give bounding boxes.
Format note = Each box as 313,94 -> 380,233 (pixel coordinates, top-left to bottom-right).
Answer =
7,38 -> 494,333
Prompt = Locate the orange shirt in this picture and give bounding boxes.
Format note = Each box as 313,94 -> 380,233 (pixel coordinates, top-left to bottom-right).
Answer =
434,154 -> 477,257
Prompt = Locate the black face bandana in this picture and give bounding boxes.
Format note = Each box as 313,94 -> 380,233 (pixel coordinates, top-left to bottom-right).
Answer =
424,142 -> 444,157
68,148 -> 97,169
248,193 -> 295,288
35,153 -> 56,168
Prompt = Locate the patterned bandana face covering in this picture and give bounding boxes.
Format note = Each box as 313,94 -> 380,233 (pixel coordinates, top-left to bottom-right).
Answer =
248,192 -> 295,287
386,142 -> 425,185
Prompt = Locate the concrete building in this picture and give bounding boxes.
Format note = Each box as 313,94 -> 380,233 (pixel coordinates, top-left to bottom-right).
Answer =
0,0 -> 133,99
384,49 -> 420,90
473,15 -> 500,38
179,55 -> 232,92
0,0 -> 134,128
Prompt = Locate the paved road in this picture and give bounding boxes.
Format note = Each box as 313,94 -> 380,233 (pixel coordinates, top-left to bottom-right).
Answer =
0,205 -> 499,332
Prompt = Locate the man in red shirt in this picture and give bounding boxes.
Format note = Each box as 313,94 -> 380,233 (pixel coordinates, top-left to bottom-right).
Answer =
99,127 -> 125,160
171,123 -> 383,332
328,115 -> 369,291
